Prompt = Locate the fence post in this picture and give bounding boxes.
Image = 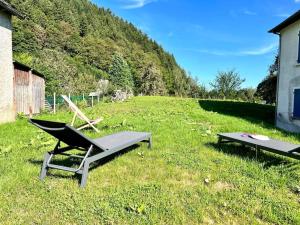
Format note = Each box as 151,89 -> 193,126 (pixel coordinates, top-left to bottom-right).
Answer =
28,69 -> 33,116
53,92 -> 56,114
69,93 -> 71,101
91,96 -> 94,107
83,93 -> 85,101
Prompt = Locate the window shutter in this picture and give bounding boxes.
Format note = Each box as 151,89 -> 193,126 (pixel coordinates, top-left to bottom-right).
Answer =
293,88 -> 300,119
298,31 -> 300,63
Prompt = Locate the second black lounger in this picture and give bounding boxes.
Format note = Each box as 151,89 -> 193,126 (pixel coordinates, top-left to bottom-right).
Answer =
30,119 -> 152,187
218,133 -> 300,160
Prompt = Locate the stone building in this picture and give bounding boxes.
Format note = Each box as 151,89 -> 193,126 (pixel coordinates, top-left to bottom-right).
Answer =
0,0 -> 23,123
270,10 -> 300,132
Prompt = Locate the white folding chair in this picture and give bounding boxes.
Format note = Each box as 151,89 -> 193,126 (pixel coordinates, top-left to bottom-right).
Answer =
61,95 -> 102,133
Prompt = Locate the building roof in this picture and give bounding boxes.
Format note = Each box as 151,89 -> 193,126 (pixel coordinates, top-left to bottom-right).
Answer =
0,0 -> 24,19
13,61 -> 45,79
269,10 -> 300,34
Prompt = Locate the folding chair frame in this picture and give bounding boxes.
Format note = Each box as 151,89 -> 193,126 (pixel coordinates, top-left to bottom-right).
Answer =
70,111 -> 101,132
62,95 -> 102,133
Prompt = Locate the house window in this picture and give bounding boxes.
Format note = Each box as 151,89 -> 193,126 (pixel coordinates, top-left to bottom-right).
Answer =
293,88 -> 300,119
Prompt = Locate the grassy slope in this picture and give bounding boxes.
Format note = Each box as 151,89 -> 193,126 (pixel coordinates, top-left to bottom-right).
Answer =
0,97 -> 299,225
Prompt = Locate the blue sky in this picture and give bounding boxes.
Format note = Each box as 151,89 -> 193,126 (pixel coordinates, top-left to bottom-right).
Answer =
92,0 -> 300,88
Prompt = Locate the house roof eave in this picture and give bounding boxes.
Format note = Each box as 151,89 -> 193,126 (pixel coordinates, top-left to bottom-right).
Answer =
13,61 -> 45,79
269,10 -> 300,34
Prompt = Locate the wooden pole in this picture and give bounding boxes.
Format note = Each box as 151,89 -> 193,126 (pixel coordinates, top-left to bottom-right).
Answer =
28,70 -> 33,117
91,96 -> 94,107
53,92 -> 56,114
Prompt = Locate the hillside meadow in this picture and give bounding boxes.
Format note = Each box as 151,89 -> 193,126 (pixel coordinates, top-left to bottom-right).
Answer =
0,97 -> 299,224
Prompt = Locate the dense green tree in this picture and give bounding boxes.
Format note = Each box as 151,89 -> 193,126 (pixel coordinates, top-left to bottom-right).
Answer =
173,68 -> 188,97
186,76 -> 207,98
255,55 -> 279,104
140,63 -> 166,95
210,69 -> 245,99
237,88 -> 257,102
255,75 -> 277,104
109,53 -> 133,91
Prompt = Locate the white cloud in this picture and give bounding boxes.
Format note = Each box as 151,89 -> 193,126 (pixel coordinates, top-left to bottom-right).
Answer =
167,32 -> 174,37
121,0 -> 157,9
240,43 -> 278,56
184,43 -> 278,56
243,10 -> 257,16
275,13 -> 291,18
229,9 -> 257,17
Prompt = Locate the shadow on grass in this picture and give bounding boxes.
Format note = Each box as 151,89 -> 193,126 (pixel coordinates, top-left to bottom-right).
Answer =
29,144 -> 140,184
199,100 -> 300,142
207,143 -> 299,170
199,100 -> 275,125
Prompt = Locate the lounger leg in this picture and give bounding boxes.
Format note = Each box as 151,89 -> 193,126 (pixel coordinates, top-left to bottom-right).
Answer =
80,161 -> 90,188
40,152 -> 51,180
255,146 -> 260,159
148,137 -> 152,149
218,137 -> 222,145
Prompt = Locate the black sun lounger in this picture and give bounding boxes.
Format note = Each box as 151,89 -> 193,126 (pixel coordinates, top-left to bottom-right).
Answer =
30,119 -> 152,187
218,133 -> 300,160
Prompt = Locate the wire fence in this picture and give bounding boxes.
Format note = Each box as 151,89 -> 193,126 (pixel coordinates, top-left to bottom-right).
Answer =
46,95 -> 88,105
45,93 -> 103,113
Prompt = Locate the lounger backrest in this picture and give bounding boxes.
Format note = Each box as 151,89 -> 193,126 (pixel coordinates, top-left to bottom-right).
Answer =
29,119 -> 103,150
61,95 -> 90,122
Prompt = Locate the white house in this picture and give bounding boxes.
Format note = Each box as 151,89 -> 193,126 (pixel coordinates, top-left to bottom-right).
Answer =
0,0 -> 23,123
270,10 -> 300,132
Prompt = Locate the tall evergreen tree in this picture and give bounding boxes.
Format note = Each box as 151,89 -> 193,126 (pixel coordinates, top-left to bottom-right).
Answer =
173,68 -> 188,97
109,53 -> 133,91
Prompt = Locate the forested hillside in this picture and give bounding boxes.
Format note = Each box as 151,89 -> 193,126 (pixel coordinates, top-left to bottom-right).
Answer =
9,0 -> 199,96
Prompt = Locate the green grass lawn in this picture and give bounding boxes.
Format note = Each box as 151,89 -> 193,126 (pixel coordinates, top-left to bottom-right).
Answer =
0,96 -> 299,225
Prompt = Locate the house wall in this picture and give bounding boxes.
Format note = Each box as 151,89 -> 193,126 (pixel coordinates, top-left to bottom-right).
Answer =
0,11 -> 15,123
277,20 -> 300,132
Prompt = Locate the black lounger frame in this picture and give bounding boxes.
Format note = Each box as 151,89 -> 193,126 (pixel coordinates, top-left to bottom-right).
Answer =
218,133 -> 300,160
30,119 -> 152,187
